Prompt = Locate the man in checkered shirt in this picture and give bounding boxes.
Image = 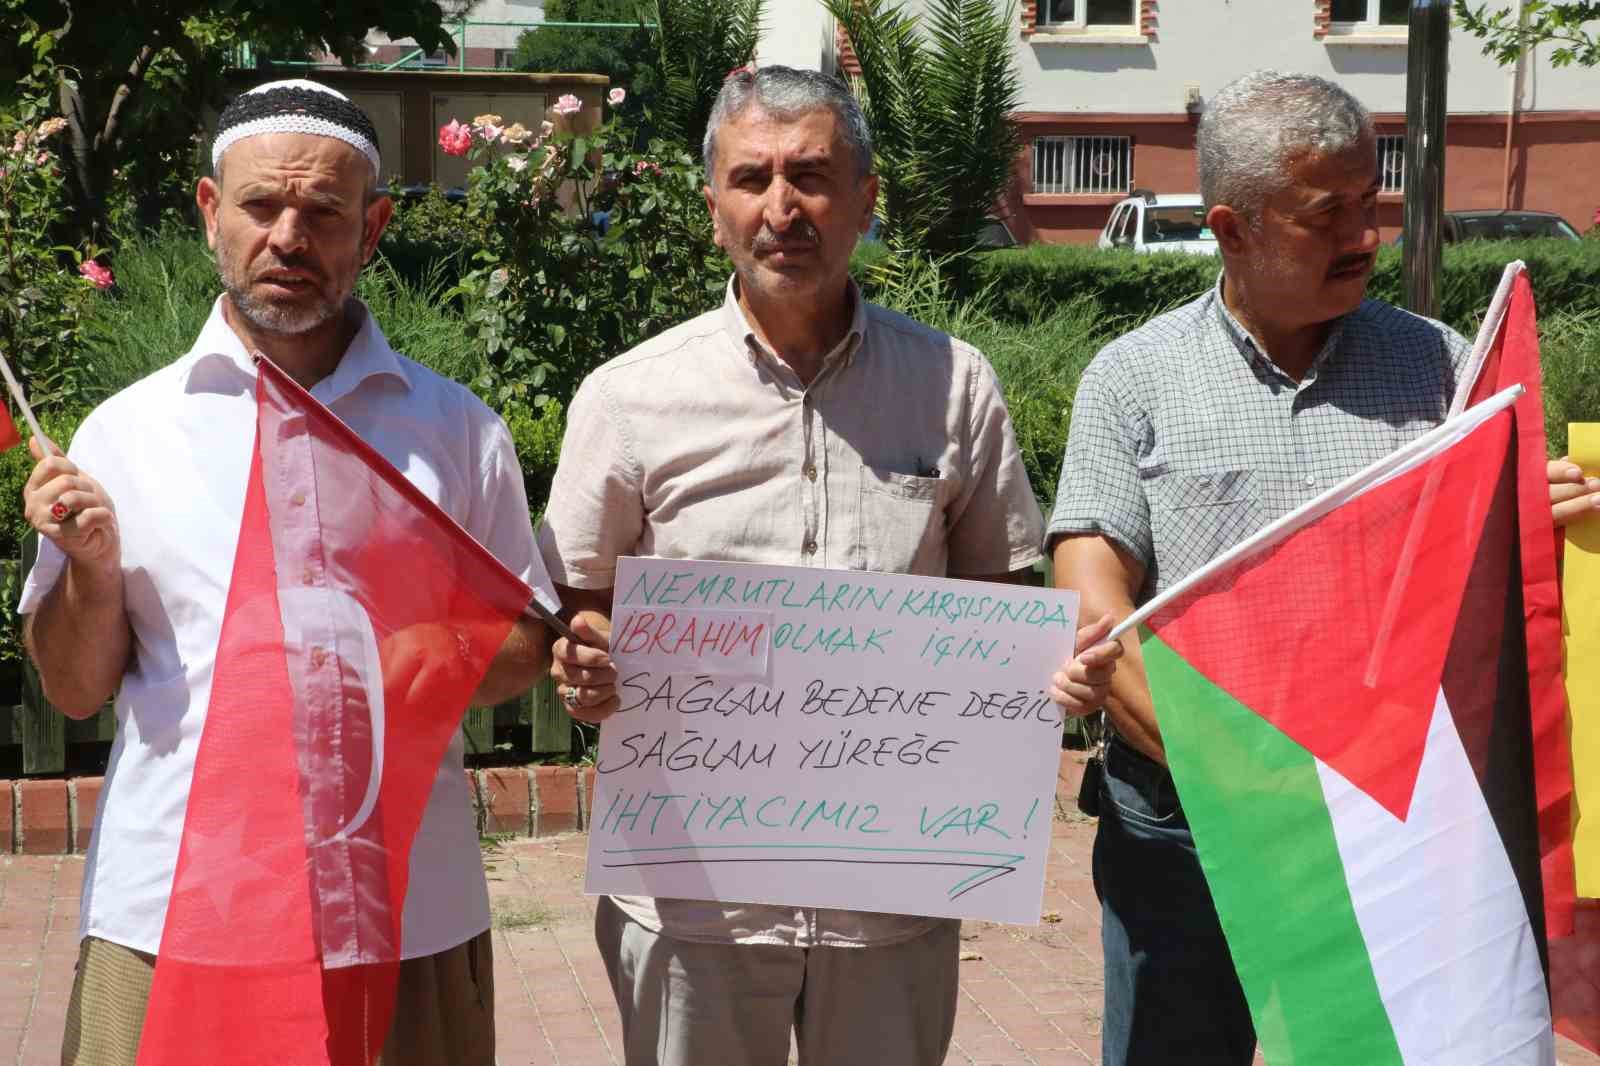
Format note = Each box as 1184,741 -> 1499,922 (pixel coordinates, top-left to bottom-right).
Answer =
1048,70 -> 1600,1066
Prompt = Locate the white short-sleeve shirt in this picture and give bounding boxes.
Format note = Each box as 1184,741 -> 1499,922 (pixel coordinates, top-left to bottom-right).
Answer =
19,297 -> 555,959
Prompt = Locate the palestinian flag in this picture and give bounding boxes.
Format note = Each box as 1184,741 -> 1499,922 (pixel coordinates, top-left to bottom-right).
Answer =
1459,266 -> 1596,1055
1124,268 -> 1590,1064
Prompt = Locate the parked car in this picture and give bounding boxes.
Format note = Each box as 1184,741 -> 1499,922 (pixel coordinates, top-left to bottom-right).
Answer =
1395,209 -> 1582,246
1097,191 -> 1219,256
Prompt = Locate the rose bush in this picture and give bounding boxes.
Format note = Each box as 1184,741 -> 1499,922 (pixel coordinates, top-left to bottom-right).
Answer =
442,92 -> 728,410
1,86 -> 111,413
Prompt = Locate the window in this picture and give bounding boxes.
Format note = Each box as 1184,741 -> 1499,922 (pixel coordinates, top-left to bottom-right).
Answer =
1040,0 -> 1137,29
1331,0 -> 1408,26
1377,135 -> 1405,193
1034,136 -> 1132,195
1143,205 -> 1209,244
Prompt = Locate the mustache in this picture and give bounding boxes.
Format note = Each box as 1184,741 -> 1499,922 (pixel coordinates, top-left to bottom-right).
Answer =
1328,253 -> 1374,275
255,262 -> 322,282
750,221 -> 820,253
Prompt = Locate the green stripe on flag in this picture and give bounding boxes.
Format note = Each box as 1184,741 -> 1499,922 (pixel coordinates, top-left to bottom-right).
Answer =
1141,631 -> 1404,1066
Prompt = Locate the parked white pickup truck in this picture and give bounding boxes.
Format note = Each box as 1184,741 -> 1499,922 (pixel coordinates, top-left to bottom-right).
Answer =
1096,191 -> 1219,256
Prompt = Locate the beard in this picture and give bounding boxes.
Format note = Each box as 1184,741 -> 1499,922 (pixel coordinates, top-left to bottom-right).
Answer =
214,230 -> 359,336
727,219 -> 837,307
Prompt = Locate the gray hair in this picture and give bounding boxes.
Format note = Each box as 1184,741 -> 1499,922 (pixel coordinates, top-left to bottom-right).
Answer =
1198,70 -> 1375,221
703,65 -> 874,180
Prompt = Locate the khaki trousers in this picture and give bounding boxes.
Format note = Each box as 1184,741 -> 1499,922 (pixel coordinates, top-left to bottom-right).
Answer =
60,931 -> 495,1066
595,895 -> 960,1066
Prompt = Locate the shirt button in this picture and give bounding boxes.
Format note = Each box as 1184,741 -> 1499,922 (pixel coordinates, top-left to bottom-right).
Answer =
290,490 -> 307,507
1304,476 -> 1316,488
802,538 -> 817,555
803,464 -> 817,481
302,567 -> 316,586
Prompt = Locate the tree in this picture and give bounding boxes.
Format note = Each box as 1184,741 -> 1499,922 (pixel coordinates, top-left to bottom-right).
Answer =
1455,1 -> 1600,67
825,0 -> 1022,258
643,0 -> 763,152
511,0 -> 661,144
5,0 -> 457,244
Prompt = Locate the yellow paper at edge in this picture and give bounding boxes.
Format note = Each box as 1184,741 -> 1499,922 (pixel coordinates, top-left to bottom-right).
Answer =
1566,423 -> 1600,896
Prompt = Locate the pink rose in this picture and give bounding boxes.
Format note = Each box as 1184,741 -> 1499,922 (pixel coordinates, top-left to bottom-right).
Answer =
79,260 -> 114,290
437,119 -> 473,157
33,151 -> 49,167
35,117 -> 68,139
608,87 -> 626,106
554,94 -> 582,116
632,159 -> 662,177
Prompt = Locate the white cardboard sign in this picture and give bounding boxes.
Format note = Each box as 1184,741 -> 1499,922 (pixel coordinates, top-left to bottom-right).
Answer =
584,557 -> 1080,925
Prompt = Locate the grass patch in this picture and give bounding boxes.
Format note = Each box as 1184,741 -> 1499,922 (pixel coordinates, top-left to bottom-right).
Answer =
491,902 -> 555,930
73,231 -> 1600,517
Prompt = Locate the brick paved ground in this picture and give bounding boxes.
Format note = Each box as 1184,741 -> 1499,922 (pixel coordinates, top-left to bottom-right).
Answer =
3,814 -> 1596,1066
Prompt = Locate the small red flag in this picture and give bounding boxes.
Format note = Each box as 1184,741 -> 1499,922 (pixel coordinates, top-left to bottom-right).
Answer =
0,406 -> 20,452
136,356 -> 536,1065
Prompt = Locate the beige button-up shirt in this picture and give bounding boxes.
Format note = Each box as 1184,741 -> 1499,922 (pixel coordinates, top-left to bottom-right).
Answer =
538,278 -> 1044,946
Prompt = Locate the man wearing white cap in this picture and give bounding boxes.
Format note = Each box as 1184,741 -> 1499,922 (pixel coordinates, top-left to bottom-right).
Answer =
17,80 -> 553,1065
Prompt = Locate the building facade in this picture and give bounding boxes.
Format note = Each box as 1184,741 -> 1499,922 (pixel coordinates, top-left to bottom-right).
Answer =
365,0 -> 547,71
766,0 -> 1600,244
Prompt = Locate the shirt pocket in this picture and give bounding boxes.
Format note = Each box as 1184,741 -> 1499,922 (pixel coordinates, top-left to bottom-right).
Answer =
853,466 -> 946,574
1145,468 -> 1264,585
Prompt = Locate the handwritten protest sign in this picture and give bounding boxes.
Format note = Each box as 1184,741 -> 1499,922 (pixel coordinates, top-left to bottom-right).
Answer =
584,557 -> 1080,925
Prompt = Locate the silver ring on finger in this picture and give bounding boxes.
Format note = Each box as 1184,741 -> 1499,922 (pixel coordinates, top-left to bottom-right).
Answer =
563,686 -> 580,708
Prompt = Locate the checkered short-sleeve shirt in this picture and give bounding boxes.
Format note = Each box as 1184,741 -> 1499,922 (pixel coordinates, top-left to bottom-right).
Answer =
1047,277 -> 1472,601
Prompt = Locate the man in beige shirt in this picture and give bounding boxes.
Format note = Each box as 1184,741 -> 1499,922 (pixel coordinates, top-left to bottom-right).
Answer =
537,66 -> 1120,1066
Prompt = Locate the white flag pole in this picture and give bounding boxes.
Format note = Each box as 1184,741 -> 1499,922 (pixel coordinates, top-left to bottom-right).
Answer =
1448,260 -> 1525,418
0,350 -> 58,456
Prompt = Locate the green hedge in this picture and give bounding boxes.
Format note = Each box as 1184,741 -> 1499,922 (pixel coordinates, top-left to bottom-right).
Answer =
22,232 -> 1596,582
974,239 -> 1600,336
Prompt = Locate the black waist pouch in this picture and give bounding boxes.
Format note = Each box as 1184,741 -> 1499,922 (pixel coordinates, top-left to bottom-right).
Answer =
1077,750 -> 1104,817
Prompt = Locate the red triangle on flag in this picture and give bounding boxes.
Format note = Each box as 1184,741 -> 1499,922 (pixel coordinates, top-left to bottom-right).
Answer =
1148,409 -> 1513,822
137,357 -> 535,1066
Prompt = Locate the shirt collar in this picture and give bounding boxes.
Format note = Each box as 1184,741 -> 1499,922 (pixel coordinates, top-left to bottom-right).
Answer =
718,275 -> 868,376
180,296 -> 412,402
1210,272 -> 1349,384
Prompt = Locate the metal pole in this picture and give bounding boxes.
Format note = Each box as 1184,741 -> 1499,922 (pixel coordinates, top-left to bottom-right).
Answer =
1402,0 -> 1450,317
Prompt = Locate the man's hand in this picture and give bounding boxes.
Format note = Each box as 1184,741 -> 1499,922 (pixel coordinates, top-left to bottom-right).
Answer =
23,437 -> 120,573
551,613 -> 619,724
1048,613 -> 1125,718
23,437 -> 131,718
1551,458 -> 1600,528
382,621 -> 492,711
381,618 -> 548,711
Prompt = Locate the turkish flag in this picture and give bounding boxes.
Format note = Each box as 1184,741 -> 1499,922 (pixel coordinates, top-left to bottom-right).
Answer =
136,356 -> 540,1065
